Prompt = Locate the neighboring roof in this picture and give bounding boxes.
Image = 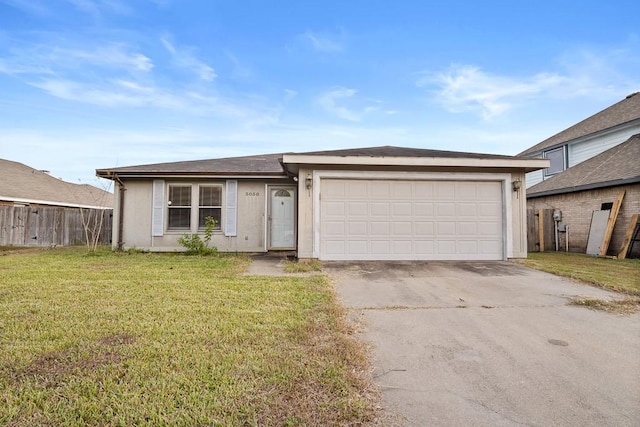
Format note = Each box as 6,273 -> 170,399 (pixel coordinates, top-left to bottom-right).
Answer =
519,92 -> 640,156
96,153 -> 286,178
0,159 -> 113,208
527,134 -> 640,198
98,146 -> 549,179
284,145 -> 549,172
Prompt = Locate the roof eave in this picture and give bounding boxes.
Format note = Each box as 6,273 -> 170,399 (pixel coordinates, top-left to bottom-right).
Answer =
96,170 -> 289,180
282,154 -> 549,172
526,176 -> 640,199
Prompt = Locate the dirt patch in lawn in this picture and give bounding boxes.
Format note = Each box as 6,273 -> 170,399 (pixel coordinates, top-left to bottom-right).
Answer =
10,333 -> 136,388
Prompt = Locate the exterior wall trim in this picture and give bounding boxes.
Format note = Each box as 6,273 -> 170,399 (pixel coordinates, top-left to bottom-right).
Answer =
310,170 -> 514,259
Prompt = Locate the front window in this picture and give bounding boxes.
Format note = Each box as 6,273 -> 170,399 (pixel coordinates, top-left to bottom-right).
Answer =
544,147 -> 565,176
168,185 -> 191,230
198,185 -> 222,229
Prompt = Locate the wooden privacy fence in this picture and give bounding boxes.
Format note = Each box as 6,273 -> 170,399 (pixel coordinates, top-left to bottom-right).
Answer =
0,205 -> 112,247
527,208 -> 556,253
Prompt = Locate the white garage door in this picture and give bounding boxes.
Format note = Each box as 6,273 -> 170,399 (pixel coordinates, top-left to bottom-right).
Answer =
320,179 -> 504,261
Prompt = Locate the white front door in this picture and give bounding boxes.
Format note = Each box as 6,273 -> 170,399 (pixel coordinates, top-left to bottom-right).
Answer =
269,187 -> 296,249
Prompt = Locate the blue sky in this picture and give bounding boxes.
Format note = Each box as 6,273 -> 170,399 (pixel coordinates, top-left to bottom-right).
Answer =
1,0 -> 639,187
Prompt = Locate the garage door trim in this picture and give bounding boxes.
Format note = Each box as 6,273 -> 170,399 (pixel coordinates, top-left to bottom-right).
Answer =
312,171 -> 514,259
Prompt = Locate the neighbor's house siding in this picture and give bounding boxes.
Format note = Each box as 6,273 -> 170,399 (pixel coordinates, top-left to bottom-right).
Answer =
568,124 -> 640,167
525,123 -> 640,189
115,179 -> 288,252
526,183 -> 640,255
295,165 -> 528,259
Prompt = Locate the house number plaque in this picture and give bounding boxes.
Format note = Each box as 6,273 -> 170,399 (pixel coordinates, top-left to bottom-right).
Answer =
245,192 -> 260,197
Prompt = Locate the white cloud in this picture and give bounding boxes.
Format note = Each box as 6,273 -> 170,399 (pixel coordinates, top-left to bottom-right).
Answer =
161,36 -> 217,81
300,29 -> 345,53
418,65 -> 568,120
316,87 -> 378,121
421,42 -> 640,120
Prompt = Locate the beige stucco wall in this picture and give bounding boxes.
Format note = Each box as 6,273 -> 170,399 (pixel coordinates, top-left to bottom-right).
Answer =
526,183 -> 640,255
296,166 -> 530,260
117,178 -> 293,252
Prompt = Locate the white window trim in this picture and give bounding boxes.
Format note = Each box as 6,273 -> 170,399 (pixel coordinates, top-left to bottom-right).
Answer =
164,182 -> 225,234
311,170 -> 513,260
197,184 -> 223,231
167,184 -> 193,231
543,146 -> 566,177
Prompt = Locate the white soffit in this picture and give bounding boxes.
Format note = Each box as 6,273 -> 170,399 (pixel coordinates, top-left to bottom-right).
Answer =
282,154 -> 549,172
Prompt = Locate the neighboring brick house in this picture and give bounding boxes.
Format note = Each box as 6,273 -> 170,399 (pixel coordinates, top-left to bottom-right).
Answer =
526,135 -> 640,255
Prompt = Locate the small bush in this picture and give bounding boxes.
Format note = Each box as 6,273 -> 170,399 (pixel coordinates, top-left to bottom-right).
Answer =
178,217 -> 219,255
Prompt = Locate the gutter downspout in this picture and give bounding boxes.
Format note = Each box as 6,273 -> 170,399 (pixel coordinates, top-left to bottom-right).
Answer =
113,173 -> 126,250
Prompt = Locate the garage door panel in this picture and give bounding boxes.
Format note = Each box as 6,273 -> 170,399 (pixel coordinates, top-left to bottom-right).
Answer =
436,182 -> 456,198
393,182 -> 413,197
458,221 -> 478,235
414,202 -> 434,217
371,240 -> 390,254
320,179 -> 504,261
393,203 -> 412,216
348,240 -> 368,254
348,202 -> 367,216
348,221 -> 367,235
324,201 -> 345,216
457,203 -> 477,216
437,222 -> 456,236
392,221 -> 412,235
415,240 -> 435,254
324,221 -> 345,235
437,240 -> 456,254
370,182 -> 391,198
370,202 -> 390,216
392,240 -> 412,254
370,221 -> 390,235
414,221 -> 435,236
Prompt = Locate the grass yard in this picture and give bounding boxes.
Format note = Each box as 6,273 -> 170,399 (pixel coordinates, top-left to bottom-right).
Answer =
0,248 -> 377,426
522,252 -> 640,295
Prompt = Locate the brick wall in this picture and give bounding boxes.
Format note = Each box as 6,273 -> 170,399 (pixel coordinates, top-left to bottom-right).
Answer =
527,183 -> 640,255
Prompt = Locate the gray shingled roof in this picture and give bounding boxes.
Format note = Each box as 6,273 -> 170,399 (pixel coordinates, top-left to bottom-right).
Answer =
96,146 -> 537,179
519,92 -> 640,156
1,159 -> 113,208
526,134 -> 640,198
298,145 -> 524,160
96,153 -> 286,177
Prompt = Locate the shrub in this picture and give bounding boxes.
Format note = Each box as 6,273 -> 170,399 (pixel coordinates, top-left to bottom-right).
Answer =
178,217 -> 219,255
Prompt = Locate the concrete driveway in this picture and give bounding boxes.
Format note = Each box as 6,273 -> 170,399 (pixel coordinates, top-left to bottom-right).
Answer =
327,261 -> 640,427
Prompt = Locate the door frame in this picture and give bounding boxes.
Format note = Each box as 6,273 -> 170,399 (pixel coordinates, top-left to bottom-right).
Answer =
266,185 -> 297,250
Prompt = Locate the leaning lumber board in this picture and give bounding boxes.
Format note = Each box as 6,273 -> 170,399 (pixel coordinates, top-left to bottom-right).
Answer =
617,213 -> 639,259
538,208 -> 544,252
598,190 -> 625,257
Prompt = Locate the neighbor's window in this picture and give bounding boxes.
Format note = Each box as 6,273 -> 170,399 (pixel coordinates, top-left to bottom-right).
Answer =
198,185 -> 222,229
544,147 -> 565,176
168,185 -> 192,229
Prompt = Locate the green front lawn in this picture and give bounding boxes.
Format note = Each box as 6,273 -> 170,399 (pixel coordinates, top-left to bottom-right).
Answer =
0,248 -> 376,426
521,252 -> 640,295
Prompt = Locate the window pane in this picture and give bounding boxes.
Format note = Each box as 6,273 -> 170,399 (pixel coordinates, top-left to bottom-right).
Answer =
545,148 -> 564,175
169,186 -> 191,207
199,186 -> 221,206
199,208 -> 221,228
168,208 -> 191,229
